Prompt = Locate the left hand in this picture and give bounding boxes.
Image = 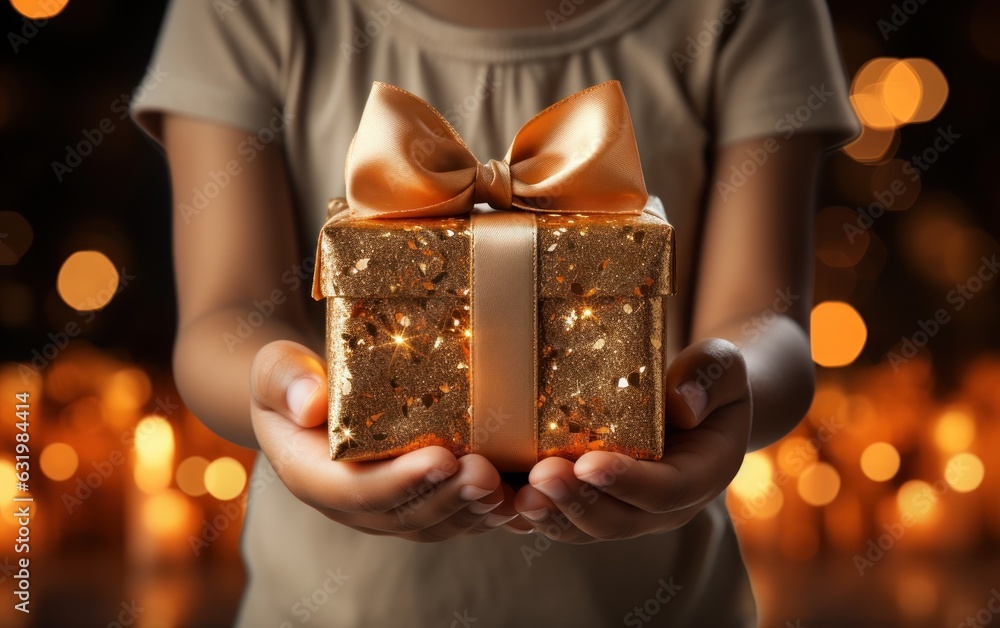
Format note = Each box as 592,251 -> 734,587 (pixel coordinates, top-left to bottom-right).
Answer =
505,339 -> 752,542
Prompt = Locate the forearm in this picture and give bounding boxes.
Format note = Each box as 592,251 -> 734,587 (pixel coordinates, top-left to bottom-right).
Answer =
173,308 -> 322,449
696,315 -> 815,451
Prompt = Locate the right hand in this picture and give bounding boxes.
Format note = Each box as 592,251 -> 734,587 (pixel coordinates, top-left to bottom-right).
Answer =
250,340 -> 518,542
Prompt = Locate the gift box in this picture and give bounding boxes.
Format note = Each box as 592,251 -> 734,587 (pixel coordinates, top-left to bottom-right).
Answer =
313,197 -> 675,471
311,80 -> 675,471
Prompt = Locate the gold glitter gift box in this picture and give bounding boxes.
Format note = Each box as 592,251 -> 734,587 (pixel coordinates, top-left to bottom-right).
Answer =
312,197 -> 675,472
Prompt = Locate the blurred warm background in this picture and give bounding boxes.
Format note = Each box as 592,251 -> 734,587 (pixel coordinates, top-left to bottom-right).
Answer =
1,0 -> 998,626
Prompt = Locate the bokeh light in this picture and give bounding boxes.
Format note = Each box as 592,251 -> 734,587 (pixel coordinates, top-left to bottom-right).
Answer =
9,0 -> 70,19
134,416 -> 175,494
810,302 -> 867,367
0,211 -> 34,265
57,250 -> 120,311
176,456 -> 210,497
204,457 -> 247,501
842,124 -> 898,163
944,453 -> 985,493
897,480 -> 938,523
815,206 -> 870,268
798,462 -> 841,507
905,59 -> 948,123
141,489 -> 193,538
776,436 -> 818,477
880,61 -> 922,124
933,409 -> 976,454
40,442 -> 79,481
860,442 -> 901,482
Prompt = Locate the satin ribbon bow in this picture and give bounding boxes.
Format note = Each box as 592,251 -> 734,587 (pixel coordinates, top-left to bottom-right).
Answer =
338,80 -> 648,220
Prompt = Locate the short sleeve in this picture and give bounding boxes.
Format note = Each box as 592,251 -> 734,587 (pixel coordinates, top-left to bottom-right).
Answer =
130,0 -> 288,144
713,0 -> 860,148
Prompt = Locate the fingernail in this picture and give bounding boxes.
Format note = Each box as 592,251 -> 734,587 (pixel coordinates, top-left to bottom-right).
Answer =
467,500 -> 502,515
424,467 -> 457,485
484,513 -> 518,527
287,377 -> 320,419
520,507 -> 549,521
506,526 -> 535,535
677,382 -> 707,423
459,486 -> 493,501
534,479 -> 569,501
577,471 -> 611,488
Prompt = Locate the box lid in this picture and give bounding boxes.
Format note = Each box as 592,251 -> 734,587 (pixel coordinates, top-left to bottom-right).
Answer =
313,197 -> 675,300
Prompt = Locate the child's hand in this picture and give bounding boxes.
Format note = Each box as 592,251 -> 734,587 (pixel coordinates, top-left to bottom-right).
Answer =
506,339 -> 752,541
249,340 -> 517,542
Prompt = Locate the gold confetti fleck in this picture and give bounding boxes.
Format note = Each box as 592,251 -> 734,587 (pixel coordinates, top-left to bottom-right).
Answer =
547,243 -> 558,252
623,303 -> 633,314
593,338 -> 606,350
650,337 -> 662,350
439,384 -> 450,393
355,258 -> 370,271
617,377 -> 629,388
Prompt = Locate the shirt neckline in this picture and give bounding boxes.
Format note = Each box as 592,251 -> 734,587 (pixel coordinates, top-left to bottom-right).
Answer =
354,0 -> 667,61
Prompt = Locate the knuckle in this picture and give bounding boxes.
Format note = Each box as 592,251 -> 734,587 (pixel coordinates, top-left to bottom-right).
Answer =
350,489 -> 390,515
594,515 -> 637,541
649,483 -> 687,514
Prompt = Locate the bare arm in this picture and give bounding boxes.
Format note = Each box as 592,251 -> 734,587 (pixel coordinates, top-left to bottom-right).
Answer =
510,134 -> 825,539
164,115 -> 316,449
692,134 -> 821,450
162,114 -> 513,541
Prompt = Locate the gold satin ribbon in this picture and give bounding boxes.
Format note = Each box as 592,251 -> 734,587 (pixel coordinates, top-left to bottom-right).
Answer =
336,80 -> 648,220
315,81 -> 650,470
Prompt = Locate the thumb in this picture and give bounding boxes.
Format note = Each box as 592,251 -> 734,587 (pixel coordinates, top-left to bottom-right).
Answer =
665,338 -> 749,429
250,340 -> 328,427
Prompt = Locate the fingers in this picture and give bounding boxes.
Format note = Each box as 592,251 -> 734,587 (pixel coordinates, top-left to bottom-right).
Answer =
250,339 -> 328,427
665,338 -> 749,429
574,397 -> 750,513
515,457 -> 653,543
353,454 -> 503,536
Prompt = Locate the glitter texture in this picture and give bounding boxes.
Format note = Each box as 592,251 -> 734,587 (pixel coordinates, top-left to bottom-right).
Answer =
316,206 -> 675,467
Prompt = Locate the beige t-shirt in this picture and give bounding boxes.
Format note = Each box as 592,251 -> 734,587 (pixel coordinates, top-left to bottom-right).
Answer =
134,0 -> 858,625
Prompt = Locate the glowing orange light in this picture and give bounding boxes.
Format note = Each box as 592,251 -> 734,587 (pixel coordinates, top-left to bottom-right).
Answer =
141,489 -> 192,537
944,453 -> 985,493
39,442 -> 79,481
176,456 -> 210,497
134,416 -> 175,494
204,457 -> 247,501
880,60 -> 923,124
797,463 -> 841,506
933,409 -> 976,454
810,302 -> 867,367
897,480 -> 938,523
776,436 -> 818,478
860,442 -> 901,482
9,0 -> 70,20
842,124 -> 897,163
906,58 -> 948,123
57,250 -> 119,311
729,452 -> 773,499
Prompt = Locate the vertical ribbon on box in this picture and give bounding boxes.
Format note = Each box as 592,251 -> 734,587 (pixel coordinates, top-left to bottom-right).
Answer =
317,79 -> 651,468
470,210 -> 538,471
